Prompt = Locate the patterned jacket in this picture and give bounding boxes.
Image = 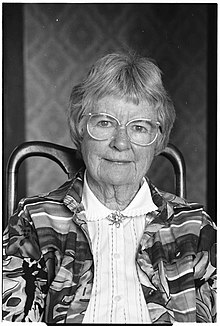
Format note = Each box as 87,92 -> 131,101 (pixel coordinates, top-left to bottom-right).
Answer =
3,171 -> 217,323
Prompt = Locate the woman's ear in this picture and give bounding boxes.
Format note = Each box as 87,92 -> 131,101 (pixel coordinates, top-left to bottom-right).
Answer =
78,117 -> 86,137
154,131 -> 164,156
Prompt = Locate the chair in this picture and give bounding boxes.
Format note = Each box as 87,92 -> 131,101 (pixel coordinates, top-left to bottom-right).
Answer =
6,141 -> 186,221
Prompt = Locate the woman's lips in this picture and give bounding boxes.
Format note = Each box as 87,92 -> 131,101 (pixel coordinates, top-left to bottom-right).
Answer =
104,158 -> 132,164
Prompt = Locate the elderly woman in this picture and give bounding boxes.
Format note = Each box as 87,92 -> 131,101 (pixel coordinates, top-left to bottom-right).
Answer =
3,52 -> 216,324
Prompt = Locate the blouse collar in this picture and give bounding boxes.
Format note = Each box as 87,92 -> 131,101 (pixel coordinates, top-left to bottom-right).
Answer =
81,170 -> 158,221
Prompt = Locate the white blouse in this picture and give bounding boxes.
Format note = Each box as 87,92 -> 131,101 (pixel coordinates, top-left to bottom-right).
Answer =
82,172 -> 157,324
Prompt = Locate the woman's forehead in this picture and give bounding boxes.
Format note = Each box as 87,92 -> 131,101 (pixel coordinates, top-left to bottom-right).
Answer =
92,95 -> 158,120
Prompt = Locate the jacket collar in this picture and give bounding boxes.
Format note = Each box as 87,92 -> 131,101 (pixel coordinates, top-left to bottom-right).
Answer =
56,170 -> 187,217
43,169 -> 188,228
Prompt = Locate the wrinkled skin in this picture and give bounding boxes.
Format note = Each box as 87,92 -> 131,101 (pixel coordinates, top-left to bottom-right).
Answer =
80,95 -> 160,210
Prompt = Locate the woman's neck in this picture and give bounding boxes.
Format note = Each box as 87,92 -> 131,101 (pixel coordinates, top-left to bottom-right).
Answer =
86,173 -> 141,211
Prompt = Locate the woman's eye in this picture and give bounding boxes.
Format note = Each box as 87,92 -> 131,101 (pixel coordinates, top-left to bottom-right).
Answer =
132,125 -> 148,133
97,120 -> 112,127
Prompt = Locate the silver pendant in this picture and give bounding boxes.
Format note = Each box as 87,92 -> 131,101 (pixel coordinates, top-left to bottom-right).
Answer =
106,211 -> 126,227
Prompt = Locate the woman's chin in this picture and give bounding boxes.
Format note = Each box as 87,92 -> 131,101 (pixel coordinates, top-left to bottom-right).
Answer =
100,169 -> 136,187
97,161 -> 139,186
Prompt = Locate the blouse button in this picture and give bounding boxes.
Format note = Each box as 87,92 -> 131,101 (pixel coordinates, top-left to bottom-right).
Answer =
114,295 -> 121,302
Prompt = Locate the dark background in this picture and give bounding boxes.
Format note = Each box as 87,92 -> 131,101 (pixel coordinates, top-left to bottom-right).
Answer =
3,3 -> 217,227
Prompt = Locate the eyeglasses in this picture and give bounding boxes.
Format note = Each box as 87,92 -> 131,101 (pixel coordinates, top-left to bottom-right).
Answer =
84,113 -> 161,146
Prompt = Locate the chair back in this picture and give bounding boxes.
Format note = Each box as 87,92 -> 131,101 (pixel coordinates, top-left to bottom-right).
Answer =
6,141 -> 186,221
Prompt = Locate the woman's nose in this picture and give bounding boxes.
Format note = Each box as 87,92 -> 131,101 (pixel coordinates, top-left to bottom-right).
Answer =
109,127 -> 131,151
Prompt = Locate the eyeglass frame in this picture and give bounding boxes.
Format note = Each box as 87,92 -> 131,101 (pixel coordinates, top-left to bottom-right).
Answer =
82,112 -> 161,147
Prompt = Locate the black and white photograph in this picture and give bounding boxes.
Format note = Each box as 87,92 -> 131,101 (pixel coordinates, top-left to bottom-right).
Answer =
2,2 -> 217,324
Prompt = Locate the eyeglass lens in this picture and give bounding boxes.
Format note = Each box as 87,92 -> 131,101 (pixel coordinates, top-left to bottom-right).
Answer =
87,114 -> 159,146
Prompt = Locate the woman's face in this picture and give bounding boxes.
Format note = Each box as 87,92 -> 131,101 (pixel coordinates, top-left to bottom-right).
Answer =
80,95 -> 159,189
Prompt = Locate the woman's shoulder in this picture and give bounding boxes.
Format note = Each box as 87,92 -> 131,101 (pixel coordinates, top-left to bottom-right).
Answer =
151,184 -> 216,228
18,171 -> 84,210
16,179 -> 73,209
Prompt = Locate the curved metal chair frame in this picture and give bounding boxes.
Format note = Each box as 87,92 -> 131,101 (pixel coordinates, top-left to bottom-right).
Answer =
6,141 -> 186,220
